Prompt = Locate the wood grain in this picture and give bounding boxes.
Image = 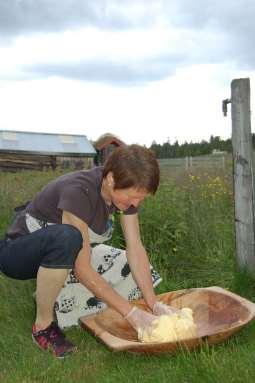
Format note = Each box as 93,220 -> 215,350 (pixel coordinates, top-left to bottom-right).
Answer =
80,286 -> 255,354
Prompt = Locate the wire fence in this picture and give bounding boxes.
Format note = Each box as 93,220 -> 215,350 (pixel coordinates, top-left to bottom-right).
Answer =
158,153 -> 229,170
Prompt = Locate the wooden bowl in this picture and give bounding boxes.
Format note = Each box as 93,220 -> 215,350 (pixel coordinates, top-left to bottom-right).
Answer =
80,286 -> 255,354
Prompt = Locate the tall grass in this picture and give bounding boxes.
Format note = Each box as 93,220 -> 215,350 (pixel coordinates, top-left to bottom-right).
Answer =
1,166 -> 255,383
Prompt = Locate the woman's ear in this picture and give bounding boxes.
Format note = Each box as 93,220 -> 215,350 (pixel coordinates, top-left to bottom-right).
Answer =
106,172 -> 115,188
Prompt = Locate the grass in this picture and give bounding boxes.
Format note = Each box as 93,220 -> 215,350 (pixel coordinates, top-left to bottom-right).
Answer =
1,165 -> 255,382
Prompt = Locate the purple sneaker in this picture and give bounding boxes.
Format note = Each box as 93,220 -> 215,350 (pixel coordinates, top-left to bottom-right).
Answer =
32,322 -> 77,358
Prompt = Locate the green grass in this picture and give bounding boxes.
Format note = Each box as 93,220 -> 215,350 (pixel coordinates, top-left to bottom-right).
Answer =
1,166 -> 255,382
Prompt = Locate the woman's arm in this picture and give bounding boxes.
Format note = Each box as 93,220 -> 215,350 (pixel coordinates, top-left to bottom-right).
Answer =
120,213 -> 157,311
62,210 -> 132,317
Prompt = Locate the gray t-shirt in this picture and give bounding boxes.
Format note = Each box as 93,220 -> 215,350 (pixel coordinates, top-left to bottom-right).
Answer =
7,167 -> 137,242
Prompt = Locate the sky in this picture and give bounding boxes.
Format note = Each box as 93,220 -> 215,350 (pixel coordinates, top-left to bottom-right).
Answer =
0,0 -> 255,147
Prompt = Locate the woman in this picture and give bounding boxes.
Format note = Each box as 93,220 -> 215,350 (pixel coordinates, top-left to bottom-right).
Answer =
0,144 -> 175,358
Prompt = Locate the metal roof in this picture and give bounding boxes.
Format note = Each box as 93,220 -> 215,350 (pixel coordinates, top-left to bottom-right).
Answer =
0,130 -> 96,157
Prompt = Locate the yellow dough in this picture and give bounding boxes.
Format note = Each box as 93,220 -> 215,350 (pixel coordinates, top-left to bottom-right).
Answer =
138,307 -> 197,343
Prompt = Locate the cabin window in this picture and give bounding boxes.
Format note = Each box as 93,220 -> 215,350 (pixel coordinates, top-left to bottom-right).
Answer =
2,132 -> 17,141
59,135 -> 75,144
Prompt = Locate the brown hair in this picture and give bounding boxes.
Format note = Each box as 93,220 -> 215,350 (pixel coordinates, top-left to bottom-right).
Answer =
102,144 -> 160,194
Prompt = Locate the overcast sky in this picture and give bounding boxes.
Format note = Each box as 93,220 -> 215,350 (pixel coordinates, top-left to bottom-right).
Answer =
0,0 -> 254,146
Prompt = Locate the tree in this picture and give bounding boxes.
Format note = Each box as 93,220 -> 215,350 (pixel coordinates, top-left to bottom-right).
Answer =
149,136 -> 234,159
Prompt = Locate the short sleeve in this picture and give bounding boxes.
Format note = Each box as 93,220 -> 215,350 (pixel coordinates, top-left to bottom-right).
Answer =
57,186 -> 93,224
123,205 -> 138,215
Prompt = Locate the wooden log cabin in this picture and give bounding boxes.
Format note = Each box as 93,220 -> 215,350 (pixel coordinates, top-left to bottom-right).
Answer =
0,130 -> 96,172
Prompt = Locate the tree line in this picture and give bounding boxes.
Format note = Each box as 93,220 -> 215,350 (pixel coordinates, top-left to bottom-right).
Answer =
149,135 -> 238,159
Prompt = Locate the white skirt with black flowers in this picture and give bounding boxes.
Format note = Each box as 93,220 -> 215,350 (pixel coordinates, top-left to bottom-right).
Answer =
55,244 -> 162,328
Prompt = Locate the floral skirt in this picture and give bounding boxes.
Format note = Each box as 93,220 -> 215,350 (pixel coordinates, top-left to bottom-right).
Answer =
55,244 -> 162,328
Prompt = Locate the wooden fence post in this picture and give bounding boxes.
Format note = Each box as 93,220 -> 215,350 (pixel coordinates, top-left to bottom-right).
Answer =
222,155 -> 225,169
185,156 -> 189,170
231,78 -> 255,272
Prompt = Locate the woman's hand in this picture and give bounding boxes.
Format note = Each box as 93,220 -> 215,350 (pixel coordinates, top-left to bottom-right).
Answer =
152,301 -> 179,316
124,307 -> 158,331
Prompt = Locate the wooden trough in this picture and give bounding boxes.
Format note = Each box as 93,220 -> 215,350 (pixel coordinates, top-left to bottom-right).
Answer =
80,286 -> 255,354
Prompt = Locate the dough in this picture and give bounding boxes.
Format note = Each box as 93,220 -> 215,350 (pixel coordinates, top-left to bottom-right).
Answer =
138,307 -> 197,343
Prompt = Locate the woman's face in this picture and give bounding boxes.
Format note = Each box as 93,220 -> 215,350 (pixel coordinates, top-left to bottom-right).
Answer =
110,187 -> 149,211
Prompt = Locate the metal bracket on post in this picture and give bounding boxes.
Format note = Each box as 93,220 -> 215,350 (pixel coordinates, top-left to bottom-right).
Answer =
222,98 -> 231,117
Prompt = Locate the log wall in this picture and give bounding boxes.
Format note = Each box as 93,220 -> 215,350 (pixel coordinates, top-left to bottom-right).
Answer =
0,152 -> 93,172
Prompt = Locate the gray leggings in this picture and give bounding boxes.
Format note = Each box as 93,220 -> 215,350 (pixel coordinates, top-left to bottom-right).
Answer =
0,224 -> 83,280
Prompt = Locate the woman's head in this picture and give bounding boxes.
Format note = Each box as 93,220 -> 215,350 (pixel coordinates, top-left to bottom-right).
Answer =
102,144 -> 160,195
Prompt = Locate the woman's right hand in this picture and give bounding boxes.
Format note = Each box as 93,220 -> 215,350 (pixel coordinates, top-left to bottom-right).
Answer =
124,306 -> 158,331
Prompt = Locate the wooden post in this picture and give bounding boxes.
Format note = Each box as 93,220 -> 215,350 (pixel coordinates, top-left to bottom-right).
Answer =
231,78 -> 255,272
222,155 -> 225,169
185,156 -> 189,170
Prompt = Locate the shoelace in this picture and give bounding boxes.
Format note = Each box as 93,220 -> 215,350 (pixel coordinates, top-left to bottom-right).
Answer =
35,323 -> 65,345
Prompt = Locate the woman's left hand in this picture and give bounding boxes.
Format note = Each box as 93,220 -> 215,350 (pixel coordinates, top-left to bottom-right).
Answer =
152,301 -> 179,316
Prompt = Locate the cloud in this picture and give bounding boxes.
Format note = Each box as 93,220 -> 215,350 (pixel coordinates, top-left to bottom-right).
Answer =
0,0 -> 160,36
0,25 -> 187,84
24,53 -> 185,85
0,0 -> 101,35
171,0 -> 255,68
1,1 -> 255,88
